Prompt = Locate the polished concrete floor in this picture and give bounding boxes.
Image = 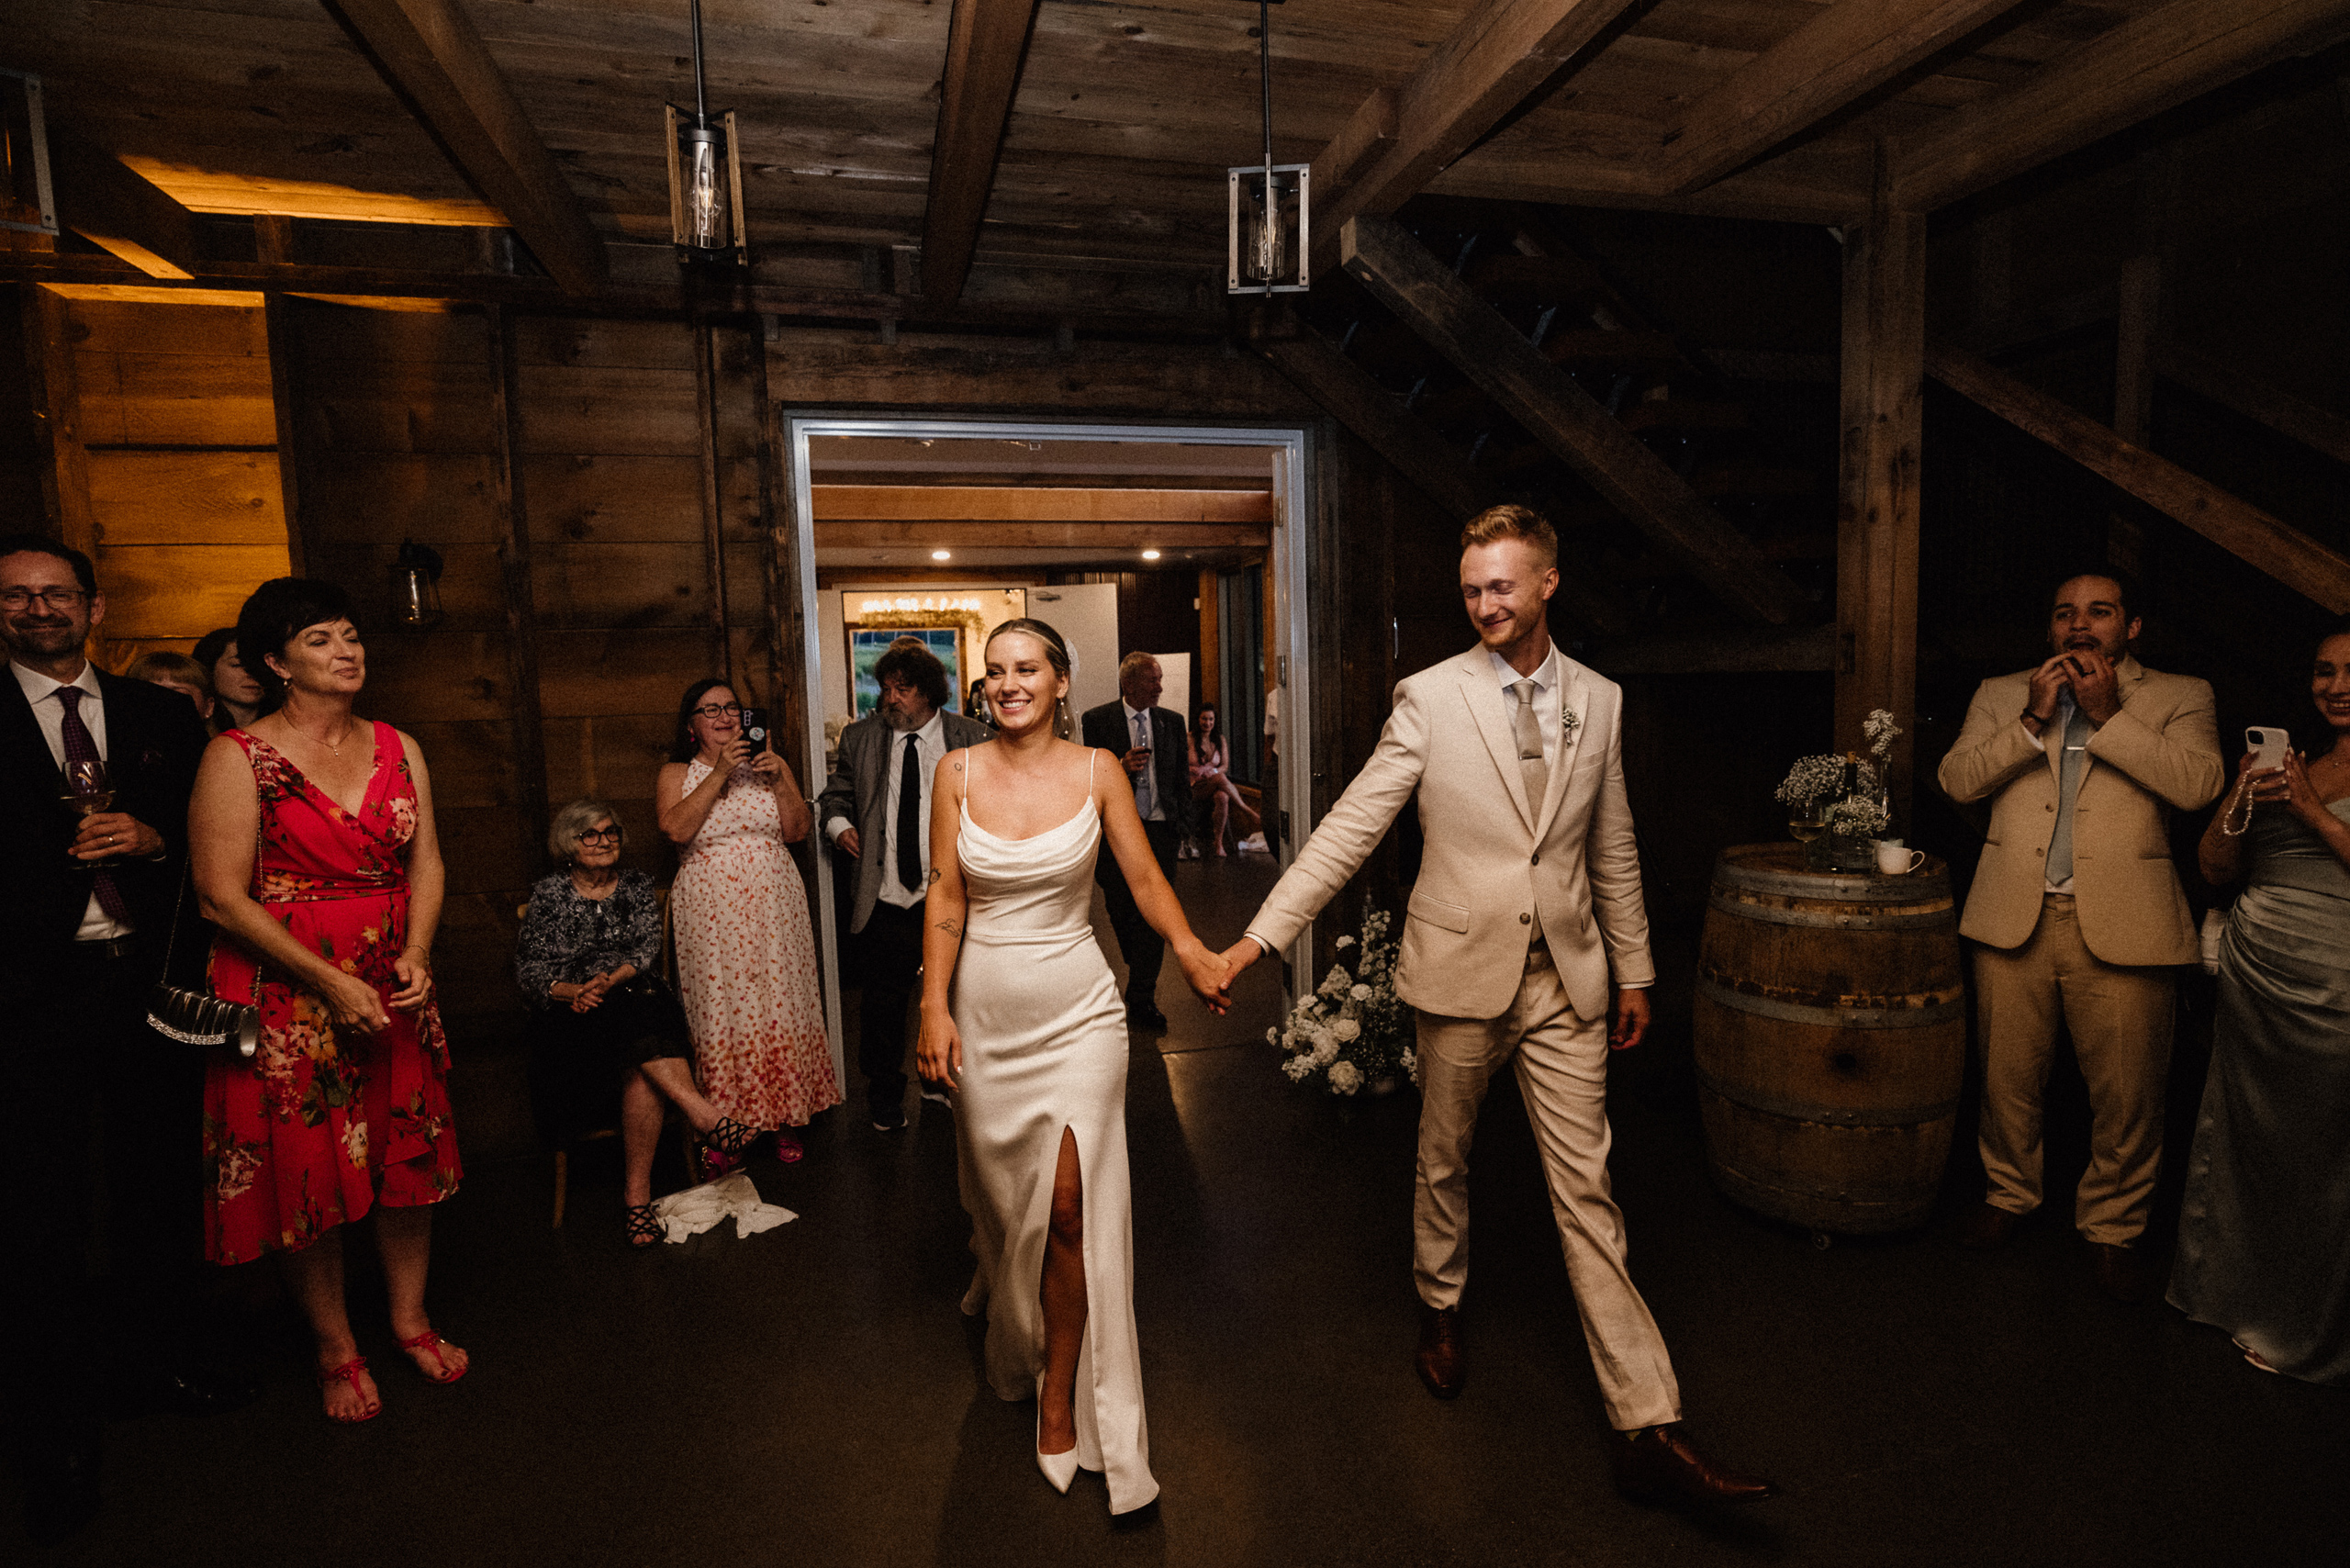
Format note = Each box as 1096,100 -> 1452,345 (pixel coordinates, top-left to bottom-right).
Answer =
14,854 -> 2346,1566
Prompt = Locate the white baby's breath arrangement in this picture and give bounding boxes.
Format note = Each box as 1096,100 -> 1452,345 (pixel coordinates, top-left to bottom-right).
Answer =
1270,902 -> 1415,1096
1774,708 -> 1901,813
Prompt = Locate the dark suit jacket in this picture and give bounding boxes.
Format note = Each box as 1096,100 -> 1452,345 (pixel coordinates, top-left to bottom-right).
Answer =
817,709 -> 995,934
1080,700 -> 1187,882
0,666 -> 210,983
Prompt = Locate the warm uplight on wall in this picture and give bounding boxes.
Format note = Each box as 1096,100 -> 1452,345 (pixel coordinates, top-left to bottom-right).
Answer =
931,550 -> 952,561
1141,549 -> 1162,561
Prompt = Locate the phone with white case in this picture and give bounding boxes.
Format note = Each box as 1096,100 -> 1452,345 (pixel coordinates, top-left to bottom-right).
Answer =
2245,726 -> 2289,773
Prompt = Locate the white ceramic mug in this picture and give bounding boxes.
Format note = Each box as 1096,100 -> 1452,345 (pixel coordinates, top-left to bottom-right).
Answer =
1875,839 -> 1925,876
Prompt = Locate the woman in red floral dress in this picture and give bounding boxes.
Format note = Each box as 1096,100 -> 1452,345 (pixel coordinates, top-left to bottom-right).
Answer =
192,578 -> 466,1423
659,678 -> 841,1163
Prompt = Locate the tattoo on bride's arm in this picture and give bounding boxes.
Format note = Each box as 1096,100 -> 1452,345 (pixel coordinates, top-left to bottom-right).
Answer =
934,917 -> 962,937
926,868 -> 942,886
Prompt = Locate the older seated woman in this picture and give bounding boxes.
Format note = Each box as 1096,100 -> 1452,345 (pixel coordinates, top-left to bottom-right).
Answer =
517,798 -> 757,1246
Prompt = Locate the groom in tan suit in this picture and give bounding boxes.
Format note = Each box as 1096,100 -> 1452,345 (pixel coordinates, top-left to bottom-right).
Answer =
1937,570 -> 2221,1301
1222,506 -> 1773,1506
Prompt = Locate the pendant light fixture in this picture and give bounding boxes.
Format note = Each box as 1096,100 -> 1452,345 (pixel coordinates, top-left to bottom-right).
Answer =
666,0 -> 748,266
389,540 -> 444,630
1227,0 -> 1307,295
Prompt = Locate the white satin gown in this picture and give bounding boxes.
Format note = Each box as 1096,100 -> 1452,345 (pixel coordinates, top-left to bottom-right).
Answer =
952,753 -> 1158,1513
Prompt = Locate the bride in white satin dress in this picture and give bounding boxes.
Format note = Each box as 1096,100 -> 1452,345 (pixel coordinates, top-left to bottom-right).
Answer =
917,620 -> 1230,1516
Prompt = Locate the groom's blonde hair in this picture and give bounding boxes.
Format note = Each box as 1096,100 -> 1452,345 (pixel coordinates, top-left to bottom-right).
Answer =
1460,504 -> 1558,569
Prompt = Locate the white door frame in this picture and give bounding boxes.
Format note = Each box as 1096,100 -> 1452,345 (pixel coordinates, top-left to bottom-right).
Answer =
781,414 -> 1317,1077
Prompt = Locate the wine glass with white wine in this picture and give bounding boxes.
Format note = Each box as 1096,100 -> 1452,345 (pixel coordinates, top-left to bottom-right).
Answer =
1787,797 -> 1826,845
61,756 -> 114,823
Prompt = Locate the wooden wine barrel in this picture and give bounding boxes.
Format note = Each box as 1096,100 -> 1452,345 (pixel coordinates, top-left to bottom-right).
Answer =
1693,843 -> 1964,1236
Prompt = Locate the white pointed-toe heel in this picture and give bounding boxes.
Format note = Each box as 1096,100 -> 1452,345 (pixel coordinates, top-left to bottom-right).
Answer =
1036,1406 -> 1079,1494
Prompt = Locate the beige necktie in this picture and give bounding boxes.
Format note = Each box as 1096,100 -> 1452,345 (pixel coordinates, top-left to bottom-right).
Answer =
1511,678 -> 1548,807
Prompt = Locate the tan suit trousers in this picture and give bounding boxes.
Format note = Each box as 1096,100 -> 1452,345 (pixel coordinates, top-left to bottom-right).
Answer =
1973,894 -> 2177,1245
1413,946 -> 1682,1430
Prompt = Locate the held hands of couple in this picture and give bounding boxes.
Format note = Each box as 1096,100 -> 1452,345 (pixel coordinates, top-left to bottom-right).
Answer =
1175,939 -> 1236,1016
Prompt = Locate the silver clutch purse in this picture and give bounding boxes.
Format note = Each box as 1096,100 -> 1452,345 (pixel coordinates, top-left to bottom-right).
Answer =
146,867 -> 259,1058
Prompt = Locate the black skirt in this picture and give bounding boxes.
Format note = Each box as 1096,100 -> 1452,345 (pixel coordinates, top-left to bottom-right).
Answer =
527,982 -> 692,1148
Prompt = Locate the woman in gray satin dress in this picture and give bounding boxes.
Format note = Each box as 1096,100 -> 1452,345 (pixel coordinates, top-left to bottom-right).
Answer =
2170,624 -> 2350,1383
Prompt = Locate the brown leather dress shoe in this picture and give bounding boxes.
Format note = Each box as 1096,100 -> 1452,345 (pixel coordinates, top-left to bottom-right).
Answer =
1611,1423 -> 1778,1506
1415,1305 -> 1464,1400
2092,1241 -> 2159,1304
1957,1201 -> 2025,1250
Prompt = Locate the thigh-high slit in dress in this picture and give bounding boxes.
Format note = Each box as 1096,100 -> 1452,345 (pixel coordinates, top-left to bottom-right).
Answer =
952,751 -> 1158,1513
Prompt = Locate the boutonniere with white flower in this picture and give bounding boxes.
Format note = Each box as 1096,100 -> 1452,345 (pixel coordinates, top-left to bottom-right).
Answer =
1560,705 -> 1581,742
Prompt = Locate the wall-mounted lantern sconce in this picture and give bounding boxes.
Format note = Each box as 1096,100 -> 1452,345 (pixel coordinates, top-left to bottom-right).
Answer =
1227,1 -> 1307,295
390,540 -> 444,629
666,0 -> 748,266
0,69 -> 57,238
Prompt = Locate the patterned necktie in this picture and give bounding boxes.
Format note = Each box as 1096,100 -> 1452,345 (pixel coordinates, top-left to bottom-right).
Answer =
56,686 -> 131,923
1132,711 -> 1154,819
1511,679 -> 1549,807
2045,700 -> 2092,884
896,732 -> 923,894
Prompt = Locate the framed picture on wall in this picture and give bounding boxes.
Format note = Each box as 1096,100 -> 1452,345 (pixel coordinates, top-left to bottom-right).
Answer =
850,626 -> 961,718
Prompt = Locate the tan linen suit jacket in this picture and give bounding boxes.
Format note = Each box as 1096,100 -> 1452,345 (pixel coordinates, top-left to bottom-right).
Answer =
1936,655 -> 2221,967
1248,645 -> 1654,1022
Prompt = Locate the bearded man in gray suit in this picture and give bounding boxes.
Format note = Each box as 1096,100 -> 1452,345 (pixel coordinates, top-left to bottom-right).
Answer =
1220,506 -> 1774,1508
819,638 -> 991,1131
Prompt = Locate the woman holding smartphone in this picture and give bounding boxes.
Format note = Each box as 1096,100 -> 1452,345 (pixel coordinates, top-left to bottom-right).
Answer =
660,678 -> 840,1165
2172,623 -> 2350,1383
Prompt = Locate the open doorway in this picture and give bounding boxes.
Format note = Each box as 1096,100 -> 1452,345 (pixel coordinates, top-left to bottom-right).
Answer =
781,418 -> 1315,1076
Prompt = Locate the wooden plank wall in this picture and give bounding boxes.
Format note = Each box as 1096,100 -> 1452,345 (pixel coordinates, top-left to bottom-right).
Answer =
66,294 -> 293,666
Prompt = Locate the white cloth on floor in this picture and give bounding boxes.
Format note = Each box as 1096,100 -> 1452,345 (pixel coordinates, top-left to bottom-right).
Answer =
654,1171 -> 796,1243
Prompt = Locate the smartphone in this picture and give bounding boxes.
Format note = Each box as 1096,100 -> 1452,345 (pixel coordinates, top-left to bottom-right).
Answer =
2246,726 -> 2289,772
740,706 -> 771,751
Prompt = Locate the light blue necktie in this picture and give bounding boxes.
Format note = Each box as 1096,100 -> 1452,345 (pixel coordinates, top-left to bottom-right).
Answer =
2045,699 -> 2091,883
1132,711 -> 1154,819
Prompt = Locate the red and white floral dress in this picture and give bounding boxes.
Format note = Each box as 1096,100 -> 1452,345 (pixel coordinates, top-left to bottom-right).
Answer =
670,758 -> 840,1128
203,722 -> 462,1264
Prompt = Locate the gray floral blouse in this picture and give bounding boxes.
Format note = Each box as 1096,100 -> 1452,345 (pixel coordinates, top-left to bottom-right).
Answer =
514,869 -> 664,1007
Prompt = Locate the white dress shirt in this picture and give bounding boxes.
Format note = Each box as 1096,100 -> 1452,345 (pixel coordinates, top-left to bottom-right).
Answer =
827,709 -> 948,910
1124,700 -> 1165,823
12,657 -> 129,941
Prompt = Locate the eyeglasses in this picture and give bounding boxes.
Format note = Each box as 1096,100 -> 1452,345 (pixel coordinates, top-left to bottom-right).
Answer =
577,827 -> 622,845
1,587 -> 88,610
692,702 -> 744,720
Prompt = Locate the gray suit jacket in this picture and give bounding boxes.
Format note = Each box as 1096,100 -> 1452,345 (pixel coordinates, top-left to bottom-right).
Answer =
818,710 -> 994,933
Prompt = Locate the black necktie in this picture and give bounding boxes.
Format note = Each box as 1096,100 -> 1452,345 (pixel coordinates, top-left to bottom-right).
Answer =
896,734 -> 923,894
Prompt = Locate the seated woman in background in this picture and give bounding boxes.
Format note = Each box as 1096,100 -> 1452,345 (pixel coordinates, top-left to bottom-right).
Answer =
127,649 -> 214,722
660,679 -> 841,1164
193,625 -> 265,734
518,799 -> 759,1246
2171,620 -> 2350,1384
190,577 -> 465,1423
1186,701 -> 1259,858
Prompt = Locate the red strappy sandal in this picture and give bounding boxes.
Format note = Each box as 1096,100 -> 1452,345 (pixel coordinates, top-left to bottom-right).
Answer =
397,1329 -> 468,1384
319,1355 -> 380,1422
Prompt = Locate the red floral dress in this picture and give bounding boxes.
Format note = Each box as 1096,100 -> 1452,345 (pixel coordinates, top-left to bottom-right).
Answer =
201,722 -> 462,1264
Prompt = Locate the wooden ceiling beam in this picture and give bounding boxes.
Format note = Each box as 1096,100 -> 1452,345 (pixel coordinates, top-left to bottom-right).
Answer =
920,0 -> 1044,308
330,0 -> 608,294
1340,217 -> 1809,626
814,487 -> 1273,524
47,132 -> 200,280
1309,0 -> 1642,274
814,521 -> 1267,551
2154,341 -> 2350,467
1246,308 -> 1633,636
1889,0 -> 2350,213
1926,342 -> 2350,612
1656,0 -> 2031,196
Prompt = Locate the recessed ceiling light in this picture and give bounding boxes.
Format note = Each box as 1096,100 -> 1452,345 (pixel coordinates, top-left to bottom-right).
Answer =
931,549 -> 952,561
1141,548 -> 1161,561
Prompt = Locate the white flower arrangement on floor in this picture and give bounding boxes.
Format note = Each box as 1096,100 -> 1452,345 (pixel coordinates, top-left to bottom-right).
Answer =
1269,902 -> 1416,1096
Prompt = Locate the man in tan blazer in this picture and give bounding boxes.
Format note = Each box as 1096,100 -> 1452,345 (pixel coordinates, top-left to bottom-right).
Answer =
1222,506 -> 1774,1507
1937,570 -> 2221,1301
